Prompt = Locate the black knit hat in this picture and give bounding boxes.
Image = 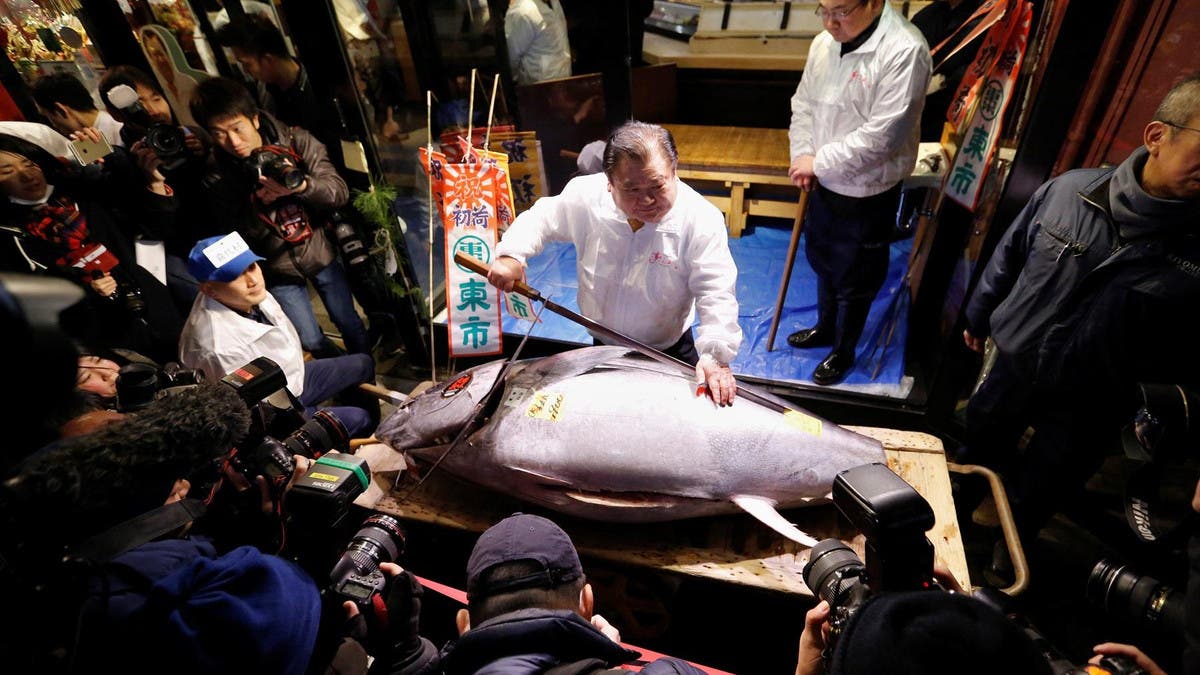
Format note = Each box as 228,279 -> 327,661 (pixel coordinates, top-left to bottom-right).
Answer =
829,591 -> 1052,675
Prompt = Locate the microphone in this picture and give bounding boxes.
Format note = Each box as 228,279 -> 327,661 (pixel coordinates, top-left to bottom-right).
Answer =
2,383 -> 251,546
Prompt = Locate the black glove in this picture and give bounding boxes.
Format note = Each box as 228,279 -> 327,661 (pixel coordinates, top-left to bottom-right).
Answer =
368,570 -> 439,675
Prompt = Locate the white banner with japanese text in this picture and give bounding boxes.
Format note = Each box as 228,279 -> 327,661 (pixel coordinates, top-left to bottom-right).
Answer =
944,2 -> 1031,211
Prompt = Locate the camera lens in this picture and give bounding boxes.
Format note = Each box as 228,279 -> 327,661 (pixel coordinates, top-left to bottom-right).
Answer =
803,538 -> 866,606
283,410 -> 350,458
330,514 -> 406,585
116,363 -> 160,411
145,124 -> 185,157
1087,559 -> 1185,639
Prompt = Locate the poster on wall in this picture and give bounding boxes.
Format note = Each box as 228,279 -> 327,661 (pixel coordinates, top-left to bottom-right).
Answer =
137,24 -> 207,126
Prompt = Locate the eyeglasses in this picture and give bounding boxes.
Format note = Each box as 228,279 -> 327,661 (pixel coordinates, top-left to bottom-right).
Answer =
1163,121 -> 1200,135
815,0 -> 866,21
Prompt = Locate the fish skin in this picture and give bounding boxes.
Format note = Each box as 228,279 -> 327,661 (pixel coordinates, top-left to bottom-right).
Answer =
376,347 -> 885,525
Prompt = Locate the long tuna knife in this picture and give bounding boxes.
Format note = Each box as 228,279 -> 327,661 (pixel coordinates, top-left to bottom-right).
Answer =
453,251 -> 799,416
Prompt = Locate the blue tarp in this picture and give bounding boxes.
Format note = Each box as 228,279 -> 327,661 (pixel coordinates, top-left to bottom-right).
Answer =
495,222 -> 912,397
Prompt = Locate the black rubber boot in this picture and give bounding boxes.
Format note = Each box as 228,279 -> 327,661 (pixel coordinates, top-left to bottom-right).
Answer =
812,301 -> 869,386
788,283 -> 837,349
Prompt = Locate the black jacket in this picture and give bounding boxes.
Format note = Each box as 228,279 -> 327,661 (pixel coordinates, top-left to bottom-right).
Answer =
206,111 -> 349,285
965,146 -> 1198,381
394,608 -> 704,675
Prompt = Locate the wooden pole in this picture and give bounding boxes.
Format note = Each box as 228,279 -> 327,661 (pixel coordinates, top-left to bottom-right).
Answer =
766,189 -> 810,351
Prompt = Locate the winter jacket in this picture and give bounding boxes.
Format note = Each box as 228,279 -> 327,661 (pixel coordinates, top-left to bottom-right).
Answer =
964,146 -> 1199,381
207,111 -> 349,285
397,608 -> 705,675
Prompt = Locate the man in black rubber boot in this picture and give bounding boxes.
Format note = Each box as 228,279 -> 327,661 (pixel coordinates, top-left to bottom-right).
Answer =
785,0 -> 930,386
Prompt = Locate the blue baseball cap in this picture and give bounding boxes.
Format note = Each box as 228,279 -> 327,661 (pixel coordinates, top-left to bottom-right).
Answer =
188,232 -> 265,283
466,513 -> 583,600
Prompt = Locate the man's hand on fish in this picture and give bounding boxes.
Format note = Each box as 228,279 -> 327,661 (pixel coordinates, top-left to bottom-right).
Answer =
487,255 -> 525,292
696,354 -> 736,406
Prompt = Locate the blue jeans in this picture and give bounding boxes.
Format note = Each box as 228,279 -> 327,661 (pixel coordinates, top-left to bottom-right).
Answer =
272,261 -> 370,354
301,353 -> 377,437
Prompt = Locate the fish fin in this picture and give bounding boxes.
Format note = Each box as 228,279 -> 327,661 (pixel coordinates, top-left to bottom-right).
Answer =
563,490 -> 681,508
732,495 -> 818,548
508,466 -> 574,487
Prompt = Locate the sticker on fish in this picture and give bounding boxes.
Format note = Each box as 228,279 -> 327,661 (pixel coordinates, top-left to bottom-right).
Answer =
784,410 -> 823,436
526,391 -> 566,421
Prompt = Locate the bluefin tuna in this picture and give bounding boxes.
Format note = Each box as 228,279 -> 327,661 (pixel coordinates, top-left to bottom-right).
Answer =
376,346 -> 885,545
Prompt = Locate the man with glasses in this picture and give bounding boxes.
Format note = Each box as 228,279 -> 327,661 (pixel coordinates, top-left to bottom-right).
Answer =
786,0 -> 931,385
960,75 -> 1200,563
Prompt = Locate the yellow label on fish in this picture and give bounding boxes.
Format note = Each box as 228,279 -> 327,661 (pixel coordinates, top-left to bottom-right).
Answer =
783,410 -> 822,436
526,391 -> 566,421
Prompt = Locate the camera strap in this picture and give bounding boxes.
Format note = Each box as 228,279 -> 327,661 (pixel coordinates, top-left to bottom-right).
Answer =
70,498 -> 207,564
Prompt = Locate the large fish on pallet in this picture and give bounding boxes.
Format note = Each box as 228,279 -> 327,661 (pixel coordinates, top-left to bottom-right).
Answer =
376,346 -> 884,544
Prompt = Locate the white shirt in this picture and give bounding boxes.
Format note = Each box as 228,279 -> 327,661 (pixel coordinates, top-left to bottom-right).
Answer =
495,173 -> 743,364
505,0 -> 571,85
179,291 -> 307,397
789,3 -> 931,197
94,111 -> 126,149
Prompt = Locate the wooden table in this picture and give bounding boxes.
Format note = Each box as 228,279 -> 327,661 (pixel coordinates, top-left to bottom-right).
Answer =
665,124 -> 796,237
373,426 -> 970,597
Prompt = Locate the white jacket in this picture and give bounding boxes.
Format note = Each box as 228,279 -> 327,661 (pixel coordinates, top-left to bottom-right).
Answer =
789,3 -> 931,197
495,173 -> 743,364
178,291 -> 307,397
505,0 -> 571,85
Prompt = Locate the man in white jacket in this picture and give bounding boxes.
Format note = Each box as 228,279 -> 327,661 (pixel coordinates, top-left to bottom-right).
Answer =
178,232 -> 377,436
486,121 -> 743,406
787,0 -> 931,385
505,0 -> 571,85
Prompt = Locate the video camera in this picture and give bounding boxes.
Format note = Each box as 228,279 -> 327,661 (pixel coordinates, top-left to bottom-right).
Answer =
103,84 -> 189,172
245,145 -> 305,190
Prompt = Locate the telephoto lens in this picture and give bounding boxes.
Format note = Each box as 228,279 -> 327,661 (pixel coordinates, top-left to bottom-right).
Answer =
330,514 -> 406,605
283,410 -> 350,458
803,538 -> 868,607
1086,559 -> 1184,640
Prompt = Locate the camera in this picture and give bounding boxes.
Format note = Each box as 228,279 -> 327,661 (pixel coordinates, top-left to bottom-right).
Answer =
116,361 -> 206,411
1086,559 -> 1185,640
329,514 -> 406,607
330,211 -> 369,267
245,146 -> 305,191
802,463 -> 938,653
103,84 -> 189,172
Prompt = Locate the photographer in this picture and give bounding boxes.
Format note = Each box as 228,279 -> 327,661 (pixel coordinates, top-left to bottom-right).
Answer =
0,133 -> 182,363
189,76 -> 370,357
32,72 -> 125,149
0,378 -> 381,675
794,588 -> 1052,675
100,65 -> 221,310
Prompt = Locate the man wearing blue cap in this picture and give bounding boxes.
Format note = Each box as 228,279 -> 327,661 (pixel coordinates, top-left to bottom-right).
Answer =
178,231 -> 377,436
391,513 -> 707,674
